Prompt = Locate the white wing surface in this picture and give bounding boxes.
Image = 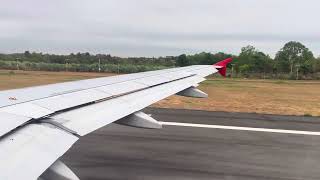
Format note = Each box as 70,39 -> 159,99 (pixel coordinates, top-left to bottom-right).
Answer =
0,58 -> 232,180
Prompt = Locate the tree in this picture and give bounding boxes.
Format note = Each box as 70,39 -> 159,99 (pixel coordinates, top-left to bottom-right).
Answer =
239,64 -> 251,74
240,45 -> 256,57
237,45 -> 274,73
183,52 -> 233,65
176,54 -> 188,67
314,57 -> 320,73
24,51 -> 31,57
275,41 -> 314,74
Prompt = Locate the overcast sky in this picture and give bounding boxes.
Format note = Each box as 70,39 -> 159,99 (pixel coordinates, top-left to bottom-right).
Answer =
0,0 -> 319,57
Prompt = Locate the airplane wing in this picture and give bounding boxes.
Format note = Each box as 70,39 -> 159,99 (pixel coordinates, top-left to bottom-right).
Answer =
0,58 -> 232,180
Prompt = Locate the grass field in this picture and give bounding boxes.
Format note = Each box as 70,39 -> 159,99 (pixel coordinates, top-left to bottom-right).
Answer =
1,70 -> 319,116
154,78 -> 320,117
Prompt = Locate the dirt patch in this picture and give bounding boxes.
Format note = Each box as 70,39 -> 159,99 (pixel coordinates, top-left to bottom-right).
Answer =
0,70 -> 116,90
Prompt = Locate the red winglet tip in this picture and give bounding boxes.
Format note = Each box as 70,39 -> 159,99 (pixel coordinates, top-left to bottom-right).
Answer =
213,58 -> 233,66
213,58 -> 233,77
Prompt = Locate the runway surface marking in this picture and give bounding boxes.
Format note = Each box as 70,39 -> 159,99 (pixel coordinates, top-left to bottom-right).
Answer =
160,121 -> 320,136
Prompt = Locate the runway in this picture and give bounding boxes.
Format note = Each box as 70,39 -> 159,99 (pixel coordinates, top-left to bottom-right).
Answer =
62,108 -> 320,180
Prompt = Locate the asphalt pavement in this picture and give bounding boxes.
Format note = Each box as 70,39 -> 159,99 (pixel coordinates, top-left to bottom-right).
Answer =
62,108 -> 320,180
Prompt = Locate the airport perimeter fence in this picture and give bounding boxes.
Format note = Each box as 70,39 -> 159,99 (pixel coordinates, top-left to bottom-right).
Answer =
0,60 -> 169,74
1,60 -> 319,80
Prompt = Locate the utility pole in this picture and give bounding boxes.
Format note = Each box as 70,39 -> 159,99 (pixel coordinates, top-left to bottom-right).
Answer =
231,64 -> 235,78
98,58 -> 101,72
296,64 -> 300,80
15,58 -> 20,70
117,62 -> 120,74
65,59 -> 69,72
289,55 -> 293,75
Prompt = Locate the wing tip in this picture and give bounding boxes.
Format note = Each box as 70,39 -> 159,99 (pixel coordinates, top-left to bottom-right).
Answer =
213,58 -> 233,77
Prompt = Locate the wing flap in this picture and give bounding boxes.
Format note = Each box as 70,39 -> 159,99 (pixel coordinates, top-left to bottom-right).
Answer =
0,103 -> 53,119
0,112 -> 31,137
0,123 -> 78,180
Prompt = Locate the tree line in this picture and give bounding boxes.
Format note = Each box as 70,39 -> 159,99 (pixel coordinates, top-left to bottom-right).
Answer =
0,41 -> 319,79
178,41 -> 320,79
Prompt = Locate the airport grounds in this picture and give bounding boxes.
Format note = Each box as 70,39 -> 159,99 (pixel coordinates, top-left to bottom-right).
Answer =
1,69 -> 320,179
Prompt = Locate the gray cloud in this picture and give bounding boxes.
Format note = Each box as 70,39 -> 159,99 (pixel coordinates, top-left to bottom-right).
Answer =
0,0 -> 319,57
